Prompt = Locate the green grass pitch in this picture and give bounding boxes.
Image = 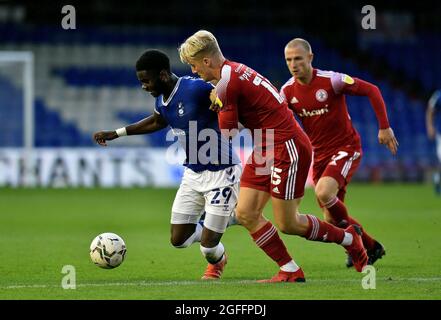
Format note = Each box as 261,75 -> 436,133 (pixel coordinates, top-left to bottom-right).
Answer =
1,184 -> 440,300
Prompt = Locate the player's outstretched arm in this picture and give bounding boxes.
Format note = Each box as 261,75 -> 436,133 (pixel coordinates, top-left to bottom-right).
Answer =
93,112 -> 168,147
378,127 -> 399,155
93,130 -> 118,146
342,77 -> 398,155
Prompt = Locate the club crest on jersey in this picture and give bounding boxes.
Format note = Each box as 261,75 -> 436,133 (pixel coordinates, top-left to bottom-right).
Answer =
177,102 -> 184,116
315,89 -> 328,102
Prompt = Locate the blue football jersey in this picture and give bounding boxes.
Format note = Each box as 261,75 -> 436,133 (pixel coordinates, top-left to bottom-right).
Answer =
429,90 -> 441,133
154,76 -> 240,172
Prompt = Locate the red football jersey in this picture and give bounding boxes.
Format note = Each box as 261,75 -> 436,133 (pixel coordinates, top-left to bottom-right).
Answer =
280,69 -> 363,162
216,60 -> 305,146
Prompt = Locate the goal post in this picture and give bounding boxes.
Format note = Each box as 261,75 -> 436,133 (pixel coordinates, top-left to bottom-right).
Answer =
0,51 -> 34,150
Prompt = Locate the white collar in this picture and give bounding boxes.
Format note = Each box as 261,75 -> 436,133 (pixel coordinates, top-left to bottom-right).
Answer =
161,77 -> 182,106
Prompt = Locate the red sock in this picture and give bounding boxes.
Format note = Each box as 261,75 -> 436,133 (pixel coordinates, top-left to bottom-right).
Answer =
323,197 -> 376,250
322,197 -> 349,226
305,214 -> 345,244
251,221 -> 292,267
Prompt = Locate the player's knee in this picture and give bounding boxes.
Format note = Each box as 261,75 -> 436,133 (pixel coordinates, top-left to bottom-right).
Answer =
277,223 -> 291,234
315,185 -> 334,204
170,234 -> 191,248
236,207 -> 259,227
278,222 -> 300,235
324,215 -> 336,225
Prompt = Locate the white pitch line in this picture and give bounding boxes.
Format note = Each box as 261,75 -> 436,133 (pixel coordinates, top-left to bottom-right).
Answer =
2,278 -> 441,290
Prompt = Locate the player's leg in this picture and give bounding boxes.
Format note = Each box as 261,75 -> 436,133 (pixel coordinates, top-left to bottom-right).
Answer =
313,151 -> 360,230
199,209 -> 241,227
199,214 -> 229,280
170,222 -> 203,248
199,165 -> 241,279
316,176 -> 375,246
170,173 -> 204,249
270,138 -> 368,272
236,186 -> 305,282
237,154 -> 306,282
271,196 -> 367,272
315,151 -> 384,265
235,187 -> 270,233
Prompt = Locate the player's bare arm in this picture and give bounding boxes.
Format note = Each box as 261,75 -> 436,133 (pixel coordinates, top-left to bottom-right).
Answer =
93,112 -> 168,146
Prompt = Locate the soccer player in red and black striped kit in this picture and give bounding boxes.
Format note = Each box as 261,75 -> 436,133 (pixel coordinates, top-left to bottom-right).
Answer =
179,30 -> 369,282
280,38 -> 399,267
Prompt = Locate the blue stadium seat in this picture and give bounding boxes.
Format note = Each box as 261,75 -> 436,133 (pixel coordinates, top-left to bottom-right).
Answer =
1,23 -> 437,174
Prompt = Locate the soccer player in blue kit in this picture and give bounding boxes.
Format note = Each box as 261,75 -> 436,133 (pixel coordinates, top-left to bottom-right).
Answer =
93,49 -> 241,279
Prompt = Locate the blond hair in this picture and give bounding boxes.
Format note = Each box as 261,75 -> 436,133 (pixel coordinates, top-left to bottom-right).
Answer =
285,38 -> 312,54
179,30 -> 221,63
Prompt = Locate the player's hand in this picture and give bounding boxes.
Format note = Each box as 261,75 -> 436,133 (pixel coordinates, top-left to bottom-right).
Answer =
427,125 -> 436,140
378,128 -> 399,155
93,130 -> 118,147
209,89 -> 223,113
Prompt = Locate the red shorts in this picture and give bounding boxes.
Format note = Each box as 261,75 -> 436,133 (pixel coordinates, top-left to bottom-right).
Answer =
240,136 -> 312,199
313,147 -> 362,201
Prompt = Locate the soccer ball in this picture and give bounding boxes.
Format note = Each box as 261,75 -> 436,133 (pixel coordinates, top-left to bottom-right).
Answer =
90,232 -> 127,269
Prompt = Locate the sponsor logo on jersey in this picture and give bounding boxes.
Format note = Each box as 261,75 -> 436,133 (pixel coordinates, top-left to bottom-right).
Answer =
342,74 -> 354,85
177,102 -> 184,116
297,107 -> 329,117
315,89 -> 328,102
290,96 -> 299,104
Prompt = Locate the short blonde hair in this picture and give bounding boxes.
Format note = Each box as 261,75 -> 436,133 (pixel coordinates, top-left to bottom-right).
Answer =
179,30 -> 221,63
285,38 -> 312,54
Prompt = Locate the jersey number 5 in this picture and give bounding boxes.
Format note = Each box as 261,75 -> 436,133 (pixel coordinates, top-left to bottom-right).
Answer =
271,166 -> 283,185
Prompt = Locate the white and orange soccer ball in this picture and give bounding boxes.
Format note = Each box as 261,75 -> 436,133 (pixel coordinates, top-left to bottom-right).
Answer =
90,232 -> 127,269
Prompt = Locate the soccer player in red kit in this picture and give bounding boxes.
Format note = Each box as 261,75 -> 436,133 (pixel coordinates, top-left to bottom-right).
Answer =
280,38 -> 399,267
179,30 -> 369,282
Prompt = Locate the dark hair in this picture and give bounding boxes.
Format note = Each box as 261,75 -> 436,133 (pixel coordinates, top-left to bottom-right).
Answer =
136,49 -> 170,73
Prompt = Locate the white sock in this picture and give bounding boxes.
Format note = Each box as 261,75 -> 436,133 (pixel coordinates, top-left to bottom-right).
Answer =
341,232 -> 353,246
280,260 -> 300,272
193,223 -> 203,243
200,242 -> 225,264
